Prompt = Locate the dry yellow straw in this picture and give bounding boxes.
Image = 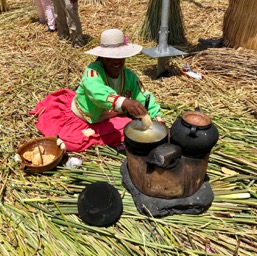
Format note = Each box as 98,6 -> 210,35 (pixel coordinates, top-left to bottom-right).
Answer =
223,0 -> 257,50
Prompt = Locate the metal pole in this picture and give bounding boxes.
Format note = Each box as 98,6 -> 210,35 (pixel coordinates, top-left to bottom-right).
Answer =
158,0 -> 170,53
157,0 -> 170,76
141,0 -> 187,78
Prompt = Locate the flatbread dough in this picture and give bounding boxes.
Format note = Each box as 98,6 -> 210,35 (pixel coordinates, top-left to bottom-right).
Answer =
22,146 -> 56,166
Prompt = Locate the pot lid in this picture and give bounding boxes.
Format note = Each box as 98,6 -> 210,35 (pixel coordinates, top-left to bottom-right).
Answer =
124,120 -> 168,143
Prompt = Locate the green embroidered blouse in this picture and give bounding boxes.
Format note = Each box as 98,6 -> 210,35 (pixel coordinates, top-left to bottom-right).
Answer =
74,60 -> 161,123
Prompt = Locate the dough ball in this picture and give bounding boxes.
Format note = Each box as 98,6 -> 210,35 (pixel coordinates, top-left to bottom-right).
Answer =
141,114 -> 153,130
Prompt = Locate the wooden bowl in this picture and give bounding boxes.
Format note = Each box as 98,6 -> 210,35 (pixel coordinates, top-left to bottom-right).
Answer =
17,136 -> 65,173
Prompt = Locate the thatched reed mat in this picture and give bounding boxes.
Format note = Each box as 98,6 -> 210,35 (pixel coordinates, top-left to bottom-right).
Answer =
1,0 -> 257,255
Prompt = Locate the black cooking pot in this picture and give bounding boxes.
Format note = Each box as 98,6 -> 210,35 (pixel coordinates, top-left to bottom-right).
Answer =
170,108 -> 219,157
124,120 -> 168,156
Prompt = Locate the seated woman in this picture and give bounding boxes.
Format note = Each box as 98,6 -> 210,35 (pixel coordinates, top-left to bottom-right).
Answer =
72,28 -> 162,123
30,29 -> 163,152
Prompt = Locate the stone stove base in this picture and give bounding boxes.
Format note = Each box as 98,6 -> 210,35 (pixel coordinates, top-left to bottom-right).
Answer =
121,160 -> 214,217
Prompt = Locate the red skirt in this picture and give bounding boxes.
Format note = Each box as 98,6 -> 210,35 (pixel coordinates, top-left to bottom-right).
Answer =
30,89 -> 131,152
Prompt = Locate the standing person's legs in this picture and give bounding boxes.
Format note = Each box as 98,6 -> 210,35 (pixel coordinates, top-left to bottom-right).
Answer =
52,0 -> 70,39
65,0 -> 82,34
34,0 -> 46,24
41,0 -> 56,31
64,0 -> 85,47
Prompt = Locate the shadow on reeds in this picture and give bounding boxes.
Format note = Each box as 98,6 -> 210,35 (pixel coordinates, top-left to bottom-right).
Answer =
82,34 -> 94,45
30,17 -> 41,23
142,61 -> 183,80
141,42 -> 209,79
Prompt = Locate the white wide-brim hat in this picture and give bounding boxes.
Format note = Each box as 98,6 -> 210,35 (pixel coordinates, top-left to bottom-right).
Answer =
85,29 -> 142,59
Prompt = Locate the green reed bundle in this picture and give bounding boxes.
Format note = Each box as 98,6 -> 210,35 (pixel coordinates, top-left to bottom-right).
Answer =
140,0 -> 186,45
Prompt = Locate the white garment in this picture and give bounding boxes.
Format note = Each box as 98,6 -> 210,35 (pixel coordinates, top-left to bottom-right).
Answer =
34,0 -> 56,30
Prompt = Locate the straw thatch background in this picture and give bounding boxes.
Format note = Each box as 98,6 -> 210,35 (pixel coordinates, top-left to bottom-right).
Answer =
223,0 -> 257,50
0,0 -> 257,255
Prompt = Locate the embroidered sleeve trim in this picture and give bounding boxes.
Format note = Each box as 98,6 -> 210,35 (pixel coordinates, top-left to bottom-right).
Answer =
87,70 -> 99,78
112,96 -> 121,111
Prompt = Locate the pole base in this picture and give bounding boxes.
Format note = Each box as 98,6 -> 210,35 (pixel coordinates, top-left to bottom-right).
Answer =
142,46 -> 187,78
142,46 -> 187,58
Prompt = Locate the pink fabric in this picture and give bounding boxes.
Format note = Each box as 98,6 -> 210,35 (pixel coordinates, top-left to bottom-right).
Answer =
34,0 -> 56,29
29,89 -> 132,152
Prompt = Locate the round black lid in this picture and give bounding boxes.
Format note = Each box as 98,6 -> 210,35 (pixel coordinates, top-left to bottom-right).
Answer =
77,181 -> 123,227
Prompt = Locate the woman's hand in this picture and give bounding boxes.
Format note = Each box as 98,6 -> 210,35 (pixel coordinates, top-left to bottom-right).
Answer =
122,98 -> 148,118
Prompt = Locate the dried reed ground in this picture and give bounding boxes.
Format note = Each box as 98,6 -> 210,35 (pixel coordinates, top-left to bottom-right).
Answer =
0,0 -> 257,255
